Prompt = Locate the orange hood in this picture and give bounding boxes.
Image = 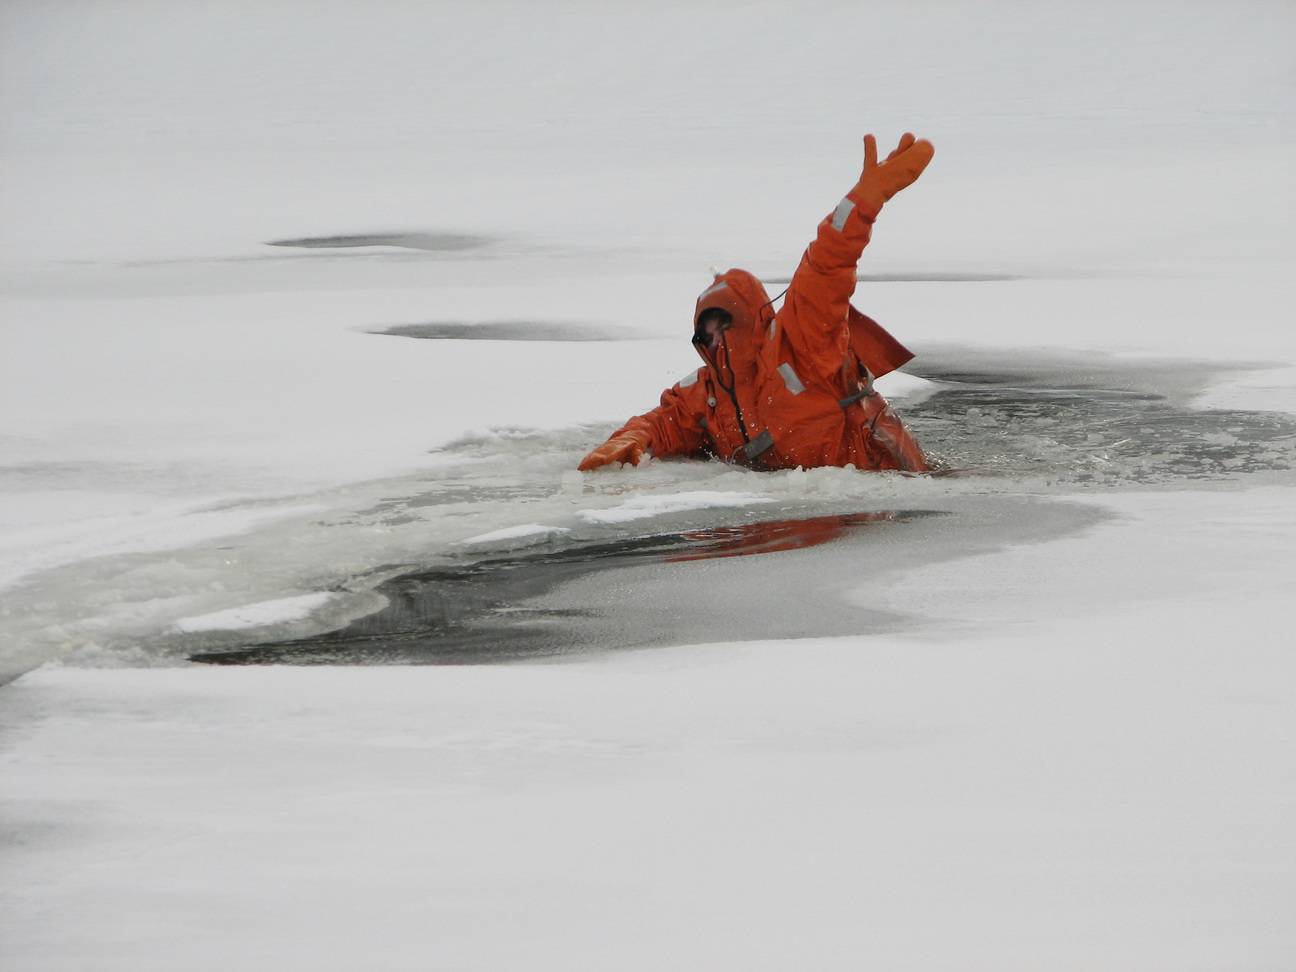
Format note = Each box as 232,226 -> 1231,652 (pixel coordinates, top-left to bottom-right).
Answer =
692,269 -> 775,376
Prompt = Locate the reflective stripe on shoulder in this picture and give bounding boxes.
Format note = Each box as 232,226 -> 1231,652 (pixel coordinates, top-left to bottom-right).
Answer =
778,362 -> 805,395
679,368 -> 700,388
831,197 -> 855,232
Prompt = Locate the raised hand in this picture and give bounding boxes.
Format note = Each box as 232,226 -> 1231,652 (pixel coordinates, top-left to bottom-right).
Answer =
850,132 -> 935,219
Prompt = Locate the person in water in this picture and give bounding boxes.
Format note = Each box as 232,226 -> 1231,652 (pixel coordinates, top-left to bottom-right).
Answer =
579,132 -> 934,474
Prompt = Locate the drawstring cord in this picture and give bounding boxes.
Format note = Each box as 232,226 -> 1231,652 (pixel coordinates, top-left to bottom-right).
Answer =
699,285 -> 786,463
711,332 -> 751,447
758,286 -> 789,316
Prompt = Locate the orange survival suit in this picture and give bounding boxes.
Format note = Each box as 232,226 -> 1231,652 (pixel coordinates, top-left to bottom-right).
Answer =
579,133 -> 934,474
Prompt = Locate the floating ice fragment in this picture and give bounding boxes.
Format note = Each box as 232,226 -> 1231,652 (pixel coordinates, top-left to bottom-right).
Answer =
459,524 -> 571,545
173,592 -> 338,633
579,491 -> 774,524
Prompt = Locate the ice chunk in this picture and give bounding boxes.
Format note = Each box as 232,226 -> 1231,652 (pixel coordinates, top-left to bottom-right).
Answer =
459,524 -> 570,545
172,592 -> 338,633
578,491 -> 773,524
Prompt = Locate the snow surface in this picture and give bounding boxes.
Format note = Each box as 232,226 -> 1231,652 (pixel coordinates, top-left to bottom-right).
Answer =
2,1 -> 1295,968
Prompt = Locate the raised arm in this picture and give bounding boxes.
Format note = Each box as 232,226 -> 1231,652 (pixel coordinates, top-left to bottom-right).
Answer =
578,373 -> 710,471
781,133 -> 934,356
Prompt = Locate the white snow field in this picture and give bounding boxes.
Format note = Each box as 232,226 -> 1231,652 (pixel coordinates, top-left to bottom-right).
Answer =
2,1 -> 1295,969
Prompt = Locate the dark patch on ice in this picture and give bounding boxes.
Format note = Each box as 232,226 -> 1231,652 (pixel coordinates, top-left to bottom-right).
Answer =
266,232 -> 492,252
860,272 -> 1023,282
371,322 -> 629,342
903,348 -> 1296,485
762,272 -> 1023,285
189,511 -> 934,666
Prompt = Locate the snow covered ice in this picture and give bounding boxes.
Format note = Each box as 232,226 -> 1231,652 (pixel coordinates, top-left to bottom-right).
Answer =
2,2 -> 1295,968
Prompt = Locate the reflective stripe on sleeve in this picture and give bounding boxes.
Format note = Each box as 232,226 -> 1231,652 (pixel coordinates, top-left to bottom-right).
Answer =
778,362 -> 806,395
679,368 -> 700,388
767,318 -> 777,340
831,197 -> 855,232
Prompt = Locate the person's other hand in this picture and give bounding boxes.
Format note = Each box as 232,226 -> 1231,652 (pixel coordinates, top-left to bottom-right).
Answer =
850,132 -> 935,219
578,431 -> 650,471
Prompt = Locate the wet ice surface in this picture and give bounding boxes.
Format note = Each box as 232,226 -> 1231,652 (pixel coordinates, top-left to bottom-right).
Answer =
265,231 -> 493,251
190,512 -> 941,665
138,347 -> 1296,667
371,321 -> 630,341
907,346 -> 1296,484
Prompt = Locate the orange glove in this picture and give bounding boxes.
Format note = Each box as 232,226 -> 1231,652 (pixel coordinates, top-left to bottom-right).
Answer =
578,430 -> 651,471
849,132 -> 935,220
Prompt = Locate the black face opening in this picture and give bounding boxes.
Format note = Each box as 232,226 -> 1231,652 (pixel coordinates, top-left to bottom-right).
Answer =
692,308 -> 733,348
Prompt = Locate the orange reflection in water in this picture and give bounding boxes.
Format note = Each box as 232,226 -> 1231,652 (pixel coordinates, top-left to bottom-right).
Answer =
665,511 -> 899,563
